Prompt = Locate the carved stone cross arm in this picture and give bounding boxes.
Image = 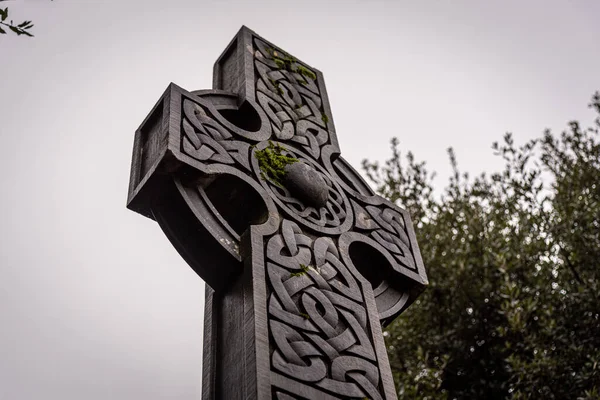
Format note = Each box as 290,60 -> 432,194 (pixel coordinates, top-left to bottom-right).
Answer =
127,26 -> 427,400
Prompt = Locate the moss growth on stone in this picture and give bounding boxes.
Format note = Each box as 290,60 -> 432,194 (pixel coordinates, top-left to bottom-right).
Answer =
290,264 -> 310,277
268,47 -> 296,71
266,47 -> 316,83
321,113 -> 329,124
268,78 -> 284,95
255,141 -> 298,188
274,59 -> 286,69
295,64 -> 317,81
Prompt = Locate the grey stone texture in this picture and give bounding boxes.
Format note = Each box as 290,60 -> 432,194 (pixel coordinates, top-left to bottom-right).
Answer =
127,26 -> 428,399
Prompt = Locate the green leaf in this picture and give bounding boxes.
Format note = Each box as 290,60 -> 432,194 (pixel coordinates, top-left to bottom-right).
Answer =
9,25 -> 21,35
0,26 -> 5,34
0,7 -> 7,21
18,20 -> 31,28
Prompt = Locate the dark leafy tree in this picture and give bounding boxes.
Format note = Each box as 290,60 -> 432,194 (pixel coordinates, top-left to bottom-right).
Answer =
362,92 -> 600,399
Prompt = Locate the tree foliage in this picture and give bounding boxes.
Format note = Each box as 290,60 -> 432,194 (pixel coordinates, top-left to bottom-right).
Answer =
0,2 -> 32,37
0,0 -> 53,38
363,92 -> 600,399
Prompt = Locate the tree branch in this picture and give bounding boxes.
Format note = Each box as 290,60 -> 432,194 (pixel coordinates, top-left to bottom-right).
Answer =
558,245 -> 586,288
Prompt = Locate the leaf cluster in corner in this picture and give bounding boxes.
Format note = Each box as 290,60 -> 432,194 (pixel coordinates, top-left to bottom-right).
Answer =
0,6 -> 35,37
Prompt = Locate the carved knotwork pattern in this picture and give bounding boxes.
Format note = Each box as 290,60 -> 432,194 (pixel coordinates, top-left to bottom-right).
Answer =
129,27 -> 428,400
270,178 -> 346,228
181,98 -> 253,172
266,220 -> 384,400
252,144 -> 351,233
253,38 -> 331,160
352,200 -> 417,272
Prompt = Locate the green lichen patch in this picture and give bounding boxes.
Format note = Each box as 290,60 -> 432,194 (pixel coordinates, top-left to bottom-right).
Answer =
268,78 -> 284,96
266,47 -> 316,83
300,312 -> 310,320
267,47 -> 296,70
274,58 -> 286,69
295,64 -> 317,81
255,141 -> 298,188
290,264 -> 310,277
321,113 -> 329,125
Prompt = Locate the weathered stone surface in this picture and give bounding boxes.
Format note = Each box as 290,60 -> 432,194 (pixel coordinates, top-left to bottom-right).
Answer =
127,26 -> 428,400
283,162 -> 329,208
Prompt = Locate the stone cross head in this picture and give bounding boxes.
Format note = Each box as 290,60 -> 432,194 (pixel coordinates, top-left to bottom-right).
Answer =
127,26 -> 427,400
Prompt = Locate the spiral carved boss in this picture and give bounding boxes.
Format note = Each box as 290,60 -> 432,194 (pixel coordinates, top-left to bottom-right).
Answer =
127,27 -> 427,400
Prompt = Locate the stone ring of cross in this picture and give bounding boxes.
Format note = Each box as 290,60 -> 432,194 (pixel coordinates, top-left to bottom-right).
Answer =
127,26 -> 427,400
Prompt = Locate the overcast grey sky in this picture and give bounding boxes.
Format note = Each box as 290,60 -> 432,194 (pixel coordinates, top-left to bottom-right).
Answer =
1,1 -> 599,399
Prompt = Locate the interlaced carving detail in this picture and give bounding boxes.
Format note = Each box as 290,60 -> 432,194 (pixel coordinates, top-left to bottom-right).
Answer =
253,38 -> 331,160
266,220 -> 384,400
352,200 -> 417,272
181,98 -> 253,172
252,144 -> 350,233
128,28 -> 428,400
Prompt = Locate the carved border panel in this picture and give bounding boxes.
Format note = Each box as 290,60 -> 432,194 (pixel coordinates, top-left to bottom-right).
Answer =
264,219 -> 386,399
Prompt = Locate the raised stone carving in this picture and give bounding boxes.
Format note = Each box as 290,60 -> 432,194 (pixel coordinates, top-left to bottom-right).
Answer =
127,26 -> 427,399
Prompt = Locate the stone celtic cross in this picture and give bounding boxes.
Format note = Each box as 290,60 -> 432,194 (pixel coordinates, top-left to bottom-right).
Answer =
127,26 -> 427,400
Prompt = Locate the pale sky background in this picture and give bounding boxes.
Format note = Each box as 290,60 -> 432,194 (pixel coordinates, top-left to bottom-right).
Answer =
1,1 -> 599,399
